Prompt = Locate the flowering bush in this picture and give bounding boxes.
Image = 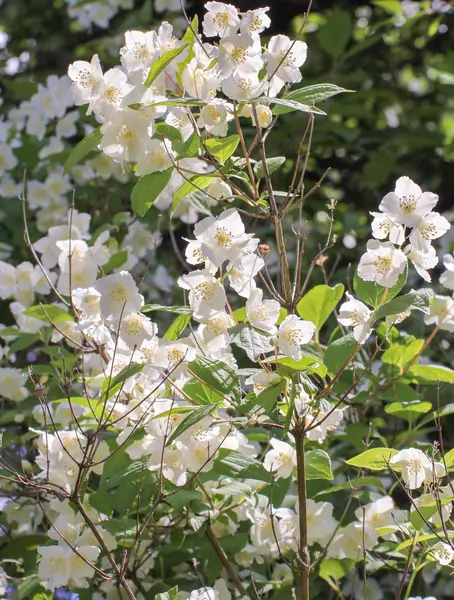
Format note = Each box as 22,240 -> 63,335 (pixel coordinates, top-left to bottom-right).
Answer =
1,3 -> 454,600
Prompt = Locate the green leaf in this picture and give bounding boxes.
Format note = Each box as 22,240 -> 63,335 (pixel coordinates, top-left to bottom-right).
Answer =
23,304 -> 74,323
255,378 -> 286,412
144,45 -> 187,87
346,447 -> 397,471
142,304 -> 192,315
353,262 -> 408,308
188,357 -> 241,402
373,290 -> 431,321
276,355 -> 327,379
167,404 -> 219,445
410,364 -> 454,384
323,333 -> 359,375
101,362 -> 143,400
163,313 -> 191,341
183,379 -> 222,405
306,449 -> 333,480
320,558 -> 355,582
272,84 -> 350,115
373,0 -> 404,15
253,156 -> 286,179
131,168 -> 173,217
444,448 -> 454,468
204,134 -> 240,165
8,333 -> 40,354
172,174 -> 216,214
385,400 -> 432,422
230,324 -> 274,361
64,126 -> 102,174
297,284 -> 344,331
102,250 -> 127,273
173,131 -> 200,158
317,8 -> 352,57
257,95 -> 326,116
176,16 -> 198,87
154,122 -> 182,143
18,575 -> 45,600
382,339 -> 424,370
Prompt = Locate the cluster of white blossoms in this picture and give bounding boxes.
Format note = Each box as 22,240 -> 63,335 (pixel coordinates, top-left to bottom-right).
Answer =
2,3 -> 454,599
65,0 -> 184,30
334,176 -> 451,343
66,2 -> 308,222
362,176 -> 450,287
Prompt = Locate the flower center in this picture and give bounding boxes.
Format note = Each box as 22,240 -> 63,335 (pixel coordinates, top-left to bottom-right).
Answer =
418,222 -> 437,240
167,348 -> 185,365
373,256 -> 391,275
105,86 -> 122,104
214,227 -> 233,247
231,47 -> 247,65
213,12 -> 231,30
400,195 -> 417,213
124,318 -> 142,336
194,281 -> 215,300
109,285 -> 128,304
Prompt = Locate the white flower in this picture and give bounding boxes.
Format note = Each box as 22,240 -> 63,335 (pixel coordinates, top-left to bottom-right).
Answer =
263,438 -> 296,479
357,239 -> 407,288
203,1 -> 240,38
198,311 -> 233,350
306,499 -> 338,546
405,244 -> 438,282
246,288 -> 280,334
0,367 -> 28,402
178,269 -> 227,320
245,371 -> 282,395
389,448 -> 445,489
73,287 -> 101,322
120,30 -> 158,73
432,541 -> 454,566
409,211 -> 451,252
240,8 -> 271,35
227,252 -> 264,298
118,312 -> 157,348
264,35 -> 308,95
218,33 -> 263,77
221,72 -> 264,102
198,100 -> 234,137
165,107 -> 194,141
355,496 -> 406,542
440,253 -> 454,290
370,211 -> 405,245
67,54 -> 103,107
207,178 -> 233,201
412,487 -> 452,525
0,261 -> 17,299
194,208 -> 252,267
0,144 -> 18,175
38,545 -> 100,590
337,293 -> 372,343
379,176 -> 438,228
95,271 -> 144,320
424,295 -> 454,332
277,315 -> 316,360
305,404 -> 344,443
90,67 -> 133,118
241,103 -> 273,128
181,47 -> 221,101
135,138 -> 175,175
99,108 -> 154,163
